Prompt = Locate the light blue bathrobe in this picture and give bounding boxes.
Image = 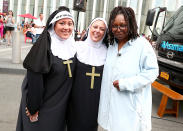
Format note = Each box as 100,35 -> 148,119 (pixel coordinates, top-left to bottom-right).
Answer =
98,36 -> 159,131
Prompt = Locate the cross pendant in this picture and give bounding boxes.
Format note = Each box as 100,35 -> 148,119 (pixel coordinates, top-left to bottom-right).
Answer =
63,60 -> 73,77
86,67 -> 100,89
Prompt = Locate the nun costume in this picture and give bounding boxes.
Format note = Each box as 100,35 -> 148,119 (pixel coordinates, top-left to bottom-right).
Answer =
67,18 -> 108,131
16,9 -> 76,131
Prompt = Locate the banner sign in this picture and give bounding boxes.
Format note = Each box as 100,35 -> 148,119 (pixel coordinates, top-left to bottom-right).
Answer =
161,41 -> 183,52
3,0 -> 8,13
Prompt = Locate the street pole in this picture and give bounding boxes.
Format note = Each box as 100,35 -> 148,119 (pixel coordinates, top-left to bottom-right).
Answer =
12,30 -> 21,63
75,11 -> 80,40
16,0 -> 22,24
103,0 -> 108,19
34,0 -> 39,18
136,0 -> 143,33
76,11 -> 79,32
92,0 -> 97,19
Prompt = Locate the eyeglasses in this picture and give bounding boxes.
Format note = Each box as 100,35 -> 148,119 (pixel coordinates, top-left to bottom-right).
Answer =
112,25 -> 127,31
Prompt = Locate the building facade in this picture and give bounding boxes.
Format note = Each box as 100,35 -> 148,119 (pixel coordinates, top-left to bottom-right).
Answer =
0,0 -> 183,34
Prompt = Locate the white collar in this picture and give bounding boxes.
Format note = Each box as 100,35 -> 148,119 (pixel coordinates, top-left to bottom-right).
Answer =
49,27 -> 76,60
76,40 -> 107,66
76,18 -> 108,66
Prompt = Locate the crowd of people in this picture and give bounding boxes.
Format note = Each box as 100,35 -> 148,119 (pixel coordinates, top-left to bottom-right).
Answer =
0,9 -> 90,46
15,5 -> 158,131
21,13 -> 46,44
0,11 -> 46,45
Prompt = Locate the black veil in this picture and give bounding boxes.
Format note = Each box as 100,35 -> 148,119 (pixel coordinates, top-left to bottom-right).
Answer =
23,8 -> 69,73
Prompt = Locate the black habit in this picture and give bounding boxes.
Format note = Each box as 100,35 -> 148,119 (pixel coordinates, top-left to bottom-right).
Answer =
67,60 -> 104,131
16,55 -> 76,131
16,9 -> 76,131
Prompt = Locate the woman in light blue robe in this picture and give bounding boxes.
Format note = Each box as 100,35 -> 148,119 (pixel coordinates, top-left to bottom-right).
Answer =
98,6 -> 159,131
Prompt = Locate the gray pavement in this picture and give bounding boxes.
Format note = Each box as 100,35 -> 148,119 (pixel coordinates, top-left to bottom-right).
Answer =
0,31 -> 32,74
0,73 -> 23,131
0,32 -> 183,131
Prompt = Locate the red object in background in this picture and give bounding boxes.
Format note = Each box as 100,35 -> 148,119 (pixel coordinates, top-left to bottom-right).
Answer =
0,13 -> 5,16
18,13 -> 37,19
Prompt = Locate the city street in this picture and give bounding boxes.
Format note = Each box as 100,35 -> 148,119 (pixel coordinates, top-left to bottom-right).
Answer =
0,32 -> 183,131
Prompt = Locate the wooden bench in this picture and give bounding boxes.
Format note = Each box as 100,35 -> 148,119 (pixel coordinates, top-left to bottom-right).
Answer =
152,81 -> 183,118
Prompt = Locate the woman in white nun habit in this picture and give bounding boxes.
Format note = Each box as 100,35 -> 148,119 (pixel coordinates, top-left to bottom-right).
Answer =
16,6 -> 76,131
67,18 -> 108,131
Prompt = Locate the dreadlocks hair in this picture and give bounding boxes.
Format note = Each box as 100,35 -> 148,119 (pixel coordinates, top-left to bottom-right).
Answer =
108,6 -> 139,45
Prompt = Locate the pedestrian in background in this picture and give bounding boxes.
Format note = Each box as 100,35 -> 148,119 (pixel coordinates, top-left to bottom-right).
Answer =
3,12 -> 7,42
80,29 -> 86,41
5,10 -> 15,46
34,13 -> 45,41
98,6 -> 159,131
21,19 -> 25,30
0,15 -> 4,43
24,23 -> 36,44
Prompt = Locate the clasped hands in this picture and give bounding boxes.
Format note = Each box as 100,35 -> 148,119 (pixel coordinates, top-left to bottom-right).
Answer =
25,107 -> 39,122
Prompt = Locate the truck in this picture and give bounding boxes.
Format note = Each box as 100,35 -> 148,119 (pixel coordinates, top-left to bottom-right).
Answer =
145,6 -> 183,94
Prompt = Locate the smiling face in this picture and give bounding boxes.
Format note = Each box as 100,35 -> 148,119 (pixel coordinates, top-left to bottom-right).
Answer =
112,14 -> 128,42
54,18 -> 74,40
89,20 -> 106,42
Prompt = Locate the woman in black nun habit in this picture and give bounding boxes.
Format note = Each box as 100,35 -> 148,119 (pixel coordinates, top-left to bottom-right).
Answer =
16,6 -> 76,131
67,18 -> 108,131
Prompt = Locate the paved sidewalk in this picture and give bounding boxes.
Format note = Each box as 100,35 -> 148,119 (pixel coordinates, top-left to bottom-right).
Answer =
0,31 -> 32,74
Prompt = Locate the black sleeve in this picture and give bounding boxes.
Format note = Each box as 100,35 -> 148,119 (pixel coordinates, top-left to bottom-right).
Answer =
26,70 -> 44,115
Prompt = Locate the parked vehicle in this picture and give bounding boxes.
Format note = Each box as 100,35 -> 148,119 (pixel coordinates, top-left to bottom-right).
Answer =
146,6 -> 183,94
